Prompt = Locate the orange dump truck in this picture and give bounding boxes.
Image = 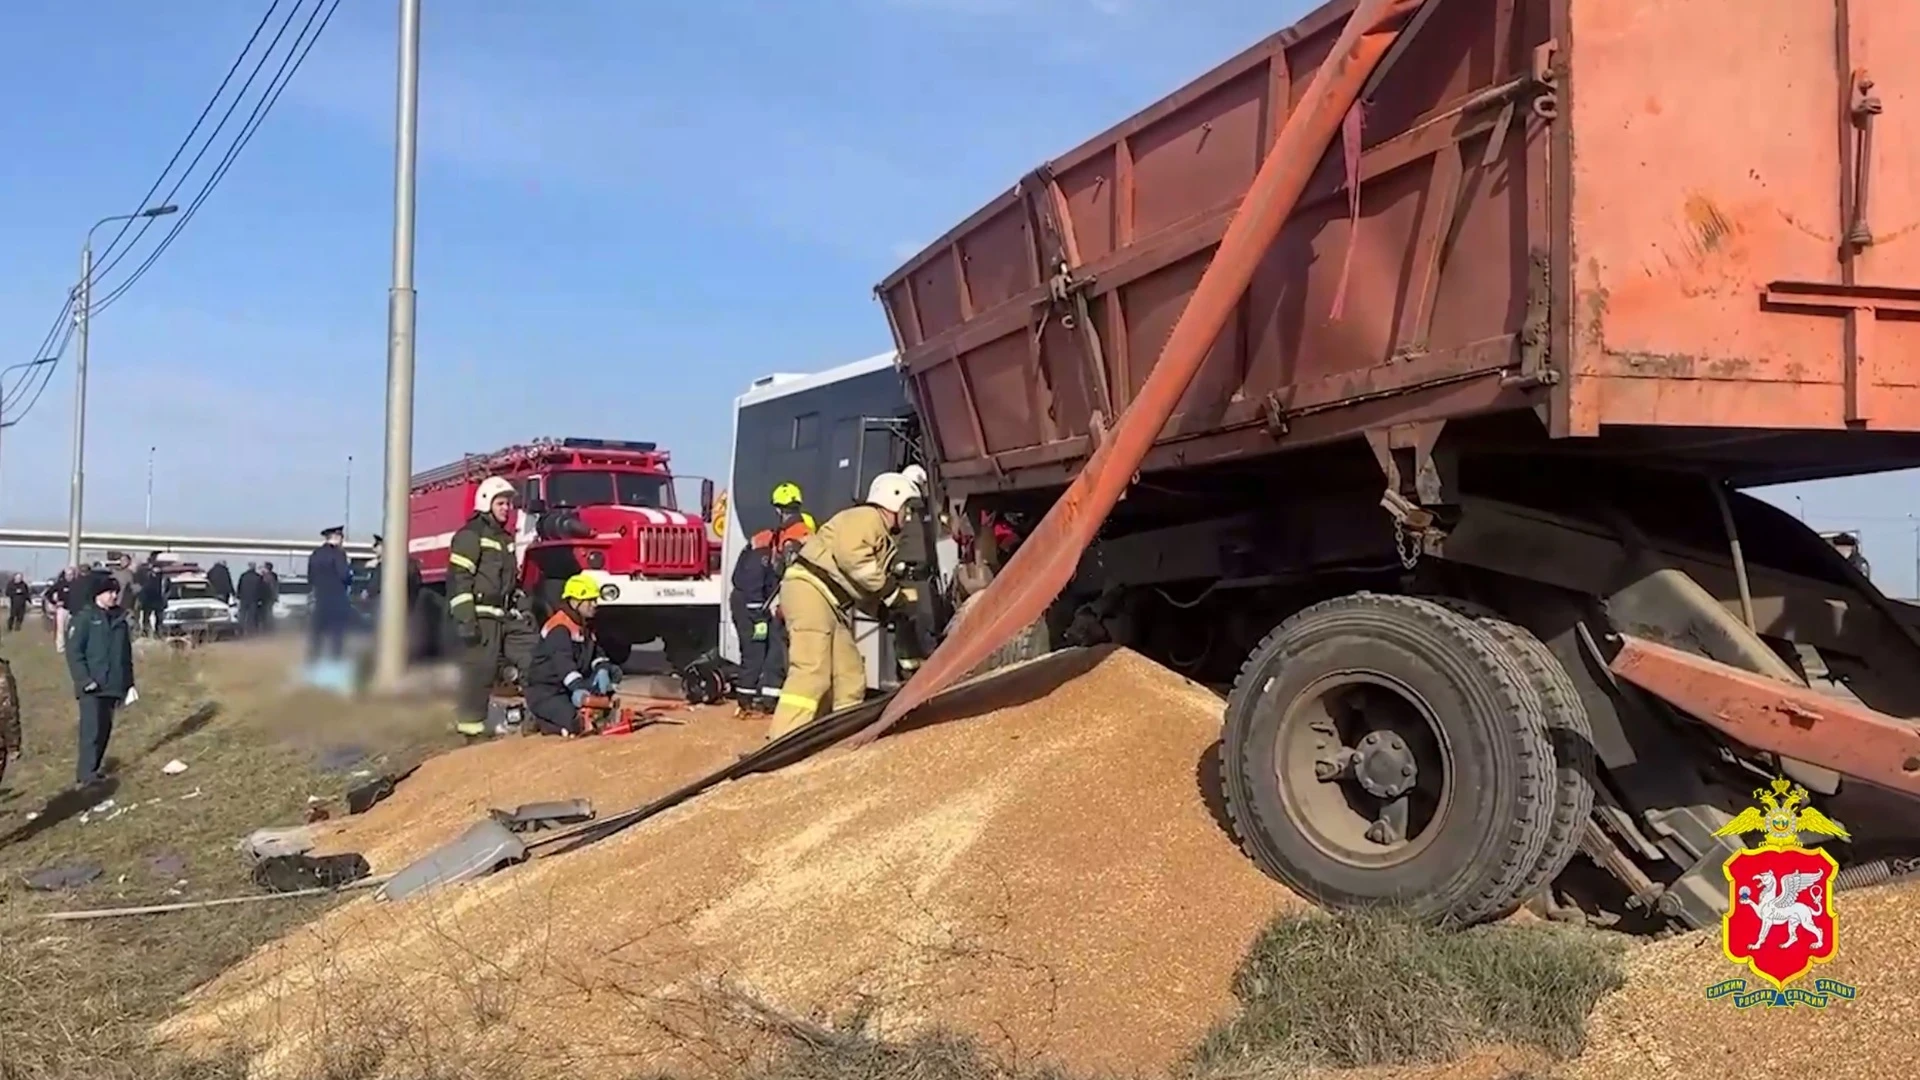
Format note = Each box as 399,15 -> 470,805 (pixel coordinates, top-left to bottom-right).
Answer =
866,0 -> 1920,930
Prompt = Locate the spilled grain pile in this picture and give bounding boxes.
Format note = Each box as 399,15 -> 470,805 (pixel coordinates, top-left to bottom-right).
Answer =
311,706 -> 761,871
158,647 -> 1294,1078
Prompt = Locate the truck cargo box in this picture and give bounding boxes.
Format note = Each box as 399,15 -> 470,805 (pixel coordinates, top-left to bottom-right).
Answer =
878,0 -> 1920,498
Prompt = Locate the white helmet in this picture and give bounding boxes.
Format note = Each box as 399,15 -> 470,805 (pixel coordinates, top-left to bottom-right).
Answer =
474,476 -> 516,513
901,464 -> 928,493
866,471 -> 919,515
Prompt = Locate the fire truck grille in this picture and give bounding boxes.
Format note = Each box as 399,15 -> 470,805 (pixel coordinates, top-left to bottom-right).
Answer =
636,526 -> 701,571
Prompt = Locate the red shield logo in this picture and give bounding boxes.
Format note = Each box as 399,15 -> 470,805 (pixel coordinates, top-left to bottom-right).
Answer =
1722,844 -> 1839,989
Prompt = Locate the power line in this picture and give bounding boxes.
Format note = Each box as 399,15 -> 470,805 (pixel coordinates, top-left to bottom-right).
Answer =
93,0 -> 339,314
2,321 -> 75,425
87,2 -> 286,284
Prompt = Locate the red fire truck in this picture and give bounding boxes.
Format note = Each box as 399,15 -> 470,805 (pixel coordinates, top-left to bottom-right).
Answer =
408,438 -> 720,667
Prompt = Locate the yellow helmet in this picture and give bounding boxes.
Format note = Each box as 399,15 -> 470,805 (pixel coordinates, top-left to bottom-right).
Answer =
771,482 -> 804,507
561,574 -> 600,602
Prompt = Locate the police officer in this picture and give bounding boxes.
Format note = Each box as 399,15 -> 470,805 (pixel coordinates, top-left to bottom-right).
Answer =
449,476 -> 536,738
766,472 -> 919,740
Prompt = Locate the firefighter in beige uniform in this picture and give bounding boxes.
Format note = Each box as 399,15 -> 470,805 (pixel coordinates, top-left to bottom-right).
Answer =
767,471 -> 920,740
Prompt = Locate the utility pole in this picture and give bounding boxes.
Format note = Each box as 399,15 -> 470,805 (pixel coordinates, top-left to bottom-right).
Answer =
67,252 -> 90,570
67,204 -> 176,569
145,445 -> 156,530
375,0 -> 422,688
345,454 -> 353,532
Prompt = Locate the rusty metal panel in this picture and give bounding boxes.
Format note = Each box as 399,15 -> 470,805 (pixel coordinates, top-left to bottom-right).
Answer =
1609,635 -> 1920,798
1565,0 -> 1920,433
877,0 -> 1551,497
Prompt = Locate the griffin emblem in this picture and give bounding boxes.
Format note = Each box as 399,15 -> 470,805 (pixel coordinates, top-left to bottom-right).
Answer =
1712,778 -> 1849,989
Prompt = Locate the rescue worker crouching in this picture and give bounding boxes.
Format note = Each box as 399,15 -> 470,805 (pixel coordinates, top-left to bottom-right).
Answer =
767,471 -> 920,741
450,476 -> 538,739
526,574 -> 620,736
730,482 -> 816,717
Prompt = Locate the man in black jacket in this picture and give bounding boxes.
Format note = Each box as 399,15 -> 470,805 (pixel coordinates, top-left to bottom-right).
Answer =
236,563 -> 262,635
207,561 -> 234,605
449,477 -> 536,738
66,577 -> 134,788
525,574 -> 618,736
4,573 -> 28,632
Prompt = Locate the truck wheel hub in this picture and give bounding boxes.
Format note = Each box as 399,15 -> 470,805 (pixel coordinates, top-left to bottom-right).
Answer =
1354,730 -> 1417,799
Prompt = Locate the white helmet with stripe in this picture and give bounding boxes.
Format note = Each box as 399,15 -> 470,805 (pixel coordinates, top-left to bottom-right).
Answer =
474,476 -> 516,513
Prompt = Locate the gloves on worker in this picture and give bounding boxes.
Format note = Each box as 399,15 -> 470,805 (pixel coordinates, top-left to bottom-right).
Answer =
570,687 -> 591,709
457,622 -> 482,646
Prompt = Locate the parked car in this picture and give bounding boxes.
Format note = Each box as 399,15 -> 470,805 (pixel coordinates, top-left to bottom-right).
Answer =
162,572 -> 239,642
272,577 -> 310,624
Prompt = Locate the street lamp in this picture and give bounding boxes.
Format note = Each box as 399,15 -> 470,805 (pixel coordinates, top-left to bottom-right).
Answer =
145,445 -> 157,530
67,203 -> 178,567
0,356 -> 59,517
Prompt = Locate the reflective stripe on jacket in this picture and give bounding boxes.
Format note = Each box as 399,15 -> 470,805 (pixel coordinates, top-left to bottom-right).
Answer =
447,512 -> 517,626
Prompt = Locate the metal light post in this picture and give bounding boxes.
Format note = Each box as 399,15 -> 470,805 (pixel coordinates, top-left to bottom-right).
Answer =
67,204 -> 178,568
0,357 -> 58,514
345,454 -> 353,532
145,445 -> 156,530
375,0 -> 422,687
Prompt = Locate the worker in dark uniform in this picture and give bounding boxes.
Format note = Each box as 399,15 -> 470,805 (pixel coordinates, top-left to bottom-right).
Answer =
448,476 -> 536,738
307,526 -> 355,662
767,472 -> 918,740
730,484 -> 816,716
525,574 -> 620,736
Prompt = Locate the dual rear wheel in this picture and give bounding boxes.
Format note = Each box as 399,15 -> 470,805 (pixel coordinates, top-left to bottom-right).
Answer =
1220,592 -> 1594,925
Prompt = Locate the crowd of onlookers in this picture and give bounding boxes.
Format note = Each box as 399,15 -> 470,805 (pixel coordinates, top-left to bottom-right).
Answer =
2,555 -> 303,641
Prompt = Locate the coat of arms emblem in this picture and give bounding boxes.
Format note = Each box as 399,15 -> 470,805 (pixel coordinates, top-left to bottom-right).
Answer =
1709,778 -> 1854,999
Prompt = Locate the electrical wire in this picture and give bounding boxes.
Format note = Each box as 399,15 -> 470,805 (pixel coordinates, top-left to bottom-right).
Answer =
92,0 -> 339,315
3,321 -> 76,426
86,2 -> 285,284
8,1 -> 291,427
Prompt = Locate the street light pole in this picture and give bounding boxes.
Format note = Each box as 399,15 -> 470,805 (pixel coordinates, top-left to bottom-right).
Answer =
375,0 -> 422,688
345,454 -> 353,532
145,445 -> 156,530
66,204 -> 178,568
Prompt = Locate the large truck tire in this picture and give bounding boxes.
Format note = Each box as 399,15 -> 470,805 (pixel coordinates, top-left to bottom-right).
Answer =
1220,593 -> 1556,925
1426,599 -> 1597,918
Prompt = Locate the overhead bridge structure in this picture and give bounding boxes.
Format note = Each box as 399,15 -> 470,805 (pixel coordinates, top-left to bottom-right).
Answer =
0,528 -> 376,563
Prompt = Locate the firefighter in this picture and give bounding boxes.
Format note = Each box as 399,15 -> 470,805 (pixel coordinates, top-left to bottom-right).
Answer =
770,482 -> 817,536
525,573 -> 620,736
730,483 -> 816,717
449,476 -> 537,738
766,471 -> 920,740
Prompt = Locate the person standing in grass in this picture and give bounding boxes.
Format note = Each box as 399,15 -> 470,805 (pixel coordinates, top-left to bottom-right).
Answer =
65,577 -> 135,788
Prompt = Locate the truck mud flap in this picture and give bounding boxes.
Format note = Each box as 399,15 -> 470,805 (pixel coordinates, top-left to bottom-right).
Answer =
1611,634 -> 1920,797
844,0 -> 1424,750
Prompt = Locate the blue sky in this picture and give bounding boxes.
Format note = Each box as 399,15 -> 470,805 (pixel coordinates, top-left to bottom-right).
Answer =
0,1 -> 1914,590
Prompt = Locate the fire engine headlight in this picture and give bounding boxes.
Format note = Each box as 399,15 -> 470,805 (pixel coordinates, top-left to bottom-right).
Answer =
585,550 -> 605,570
599,584 -> 620,602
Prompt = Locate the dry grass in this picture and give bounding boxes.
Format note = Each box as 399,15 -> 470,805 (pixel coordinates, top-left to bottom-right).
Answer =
1188,911 -> 1626,1078
0,625 -> 459,1080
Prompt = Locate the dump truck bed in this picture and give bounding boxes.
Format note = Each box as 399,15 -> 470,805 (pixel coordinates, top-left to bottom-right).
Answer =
878,0 -> 1920,498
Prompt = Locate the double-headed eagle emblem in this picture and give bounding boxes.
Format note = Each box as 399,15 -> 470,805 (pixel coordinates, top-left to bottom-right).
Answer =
1712,777 -> 1852,849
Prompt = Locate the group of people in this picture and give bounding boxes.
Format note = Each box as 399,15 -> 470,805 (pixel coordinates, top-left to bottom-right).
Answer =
726,469 -> 925,741
22,556 -> 290,643
440,465 -> 926,745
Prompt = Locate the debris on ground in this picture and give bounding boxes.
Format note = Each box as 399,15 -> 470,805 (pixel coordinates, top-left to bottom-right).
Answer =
24,861 -> 105,891
157,648 -> 1293,1077
161,759 -> 188,775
